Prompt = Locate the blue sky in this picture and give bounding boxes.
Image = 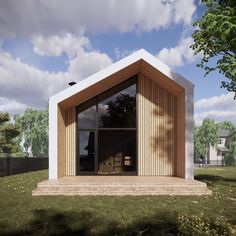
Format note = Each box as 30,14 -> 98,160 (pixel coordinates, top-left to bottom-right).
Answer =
0,0 -> 235,125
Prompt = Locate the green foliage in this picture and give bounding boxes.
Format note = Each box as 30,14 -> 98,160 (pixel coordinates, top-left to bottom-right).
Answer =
191,0 -> 236,97
229,129 -> 236,142
100,93 -> 136,127
0,152 -> 8,158
11,152 -> 29,158
218,120 -> 235,131
0,112 -> 20,155
177,214 -> 232,236
0,112 -> 10,123
225,142 -> 236,166
14,108 -> 48,157
194,118 -> 218,157
0,168 -> 236,235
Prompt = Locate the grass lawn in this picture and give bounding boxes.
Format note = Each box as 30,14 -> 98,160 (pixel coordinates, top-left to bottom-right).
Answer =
0,167 -> 235,235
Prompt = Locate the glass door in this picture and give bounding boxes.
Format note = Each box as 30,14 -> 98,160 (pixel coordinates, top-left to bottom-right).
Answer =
77,131 -> 95,173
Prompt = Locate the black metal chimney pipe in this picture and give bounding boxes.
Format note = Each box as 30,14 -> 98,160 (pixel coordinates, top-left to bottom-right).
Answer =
68,81 -> 77,86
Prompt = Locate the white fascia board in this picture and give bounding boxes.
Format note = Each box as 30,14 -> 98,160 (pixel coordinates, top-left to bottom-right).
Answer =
184,85 -> 194,179
140,50 -> 194,89
48,97 -> 58,179
51,49 -> 144,104
50,49 -> 193,105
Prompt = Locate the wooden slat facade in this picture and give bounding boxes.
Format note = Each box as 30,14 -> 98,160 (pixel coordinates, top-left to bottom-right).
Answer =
58,71 -> 185,177
57,106 -> 66,178
59,61 -> 142,109
65,107 -> 76,176
137,74 -> 177,176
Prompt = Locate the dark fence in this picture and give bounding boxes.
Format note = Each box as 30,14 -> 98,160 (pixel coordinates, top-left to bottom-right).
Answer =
0,157 -> 48,177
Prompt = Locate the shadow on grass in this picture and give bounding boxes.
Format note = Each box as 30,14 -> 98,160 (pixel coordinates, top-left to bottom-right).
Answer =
0,209 -> 179,236
195,174 -> 236,185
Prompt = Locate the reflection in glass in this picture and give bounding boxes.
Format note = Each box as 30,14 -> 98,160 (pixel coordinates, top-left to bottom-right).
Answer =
98,130 -> 136,173
77,99 -> 96,129
76,76 -> 137,175
78,131 -> 95,172
98,83 -> 136,128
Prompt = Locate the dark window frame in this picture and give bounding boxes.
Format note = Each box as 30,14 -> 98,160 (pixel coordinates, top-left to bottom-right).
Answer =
76,76 -> 137,174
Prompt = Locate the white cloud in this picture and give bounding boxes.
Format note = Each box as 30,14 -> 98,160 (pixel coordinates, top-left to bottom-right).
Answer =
194,110 -> 236,126
0,37 -> 112,115
195,92 -> 235,110
114,47 -> 138,60
0,0 -> 196,37
0,97 -> 28,116
31,33 -> 112,79
194,93 -> 236,126
157,36 -> 197,68
0,51 -> 69,108
0,0 -> 197,115
173,0 -> 196,26
32,33 -> 90,58
68,50 -> 112,80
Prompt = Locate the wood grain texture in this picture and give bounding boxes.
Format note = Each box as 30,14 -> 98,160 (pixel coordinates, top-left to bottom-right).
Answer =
33,176 -> 212,196
57,106 -> 66,178
138,74 -> 177,176
59,61 -> 141,108
65,107 -> 76,176
140,60 -> 184,96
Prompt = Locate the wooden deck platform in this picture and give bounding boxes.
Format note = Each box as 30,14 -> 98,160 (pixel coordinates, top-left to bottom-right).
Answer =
32,176 -> 212,196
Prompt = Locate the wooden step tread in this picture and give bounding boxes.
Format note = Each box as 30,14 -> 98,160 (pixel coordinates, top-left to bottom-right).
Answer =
33,176 -> 212,196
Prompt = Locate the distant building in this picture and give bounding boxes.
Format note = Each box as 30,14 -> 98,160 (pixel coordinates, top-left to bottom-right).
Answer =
195,129 -> 230,165
208,129 -> 230,165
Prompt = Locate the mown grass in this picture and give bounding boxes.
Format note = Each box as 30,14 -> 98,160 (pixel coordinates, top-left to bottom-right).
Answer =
0,167 -> 235,235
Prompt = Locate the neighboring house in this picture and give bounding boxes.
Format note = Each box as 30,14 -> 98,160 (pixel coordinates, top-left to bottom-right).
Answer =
33,49 -> 211,195
208,129 -> 230,165
194,129 -> 230,166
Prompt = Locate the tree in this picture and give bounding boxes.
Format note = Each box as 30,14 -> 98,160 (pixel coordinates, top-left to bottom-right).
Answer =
218,120 -> 235,131
0,112 -> 20,155
229,128 -> 236,142
194,118 -> 218,162
14,108 -> 48,157
191,0 -> 236,98
100,93 -> 136,128
225,142 -> 236,166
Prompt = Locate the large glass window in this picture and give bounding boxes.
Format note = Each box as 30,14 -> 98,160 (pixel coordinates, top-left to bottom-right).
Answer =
77,76 -> 137,175
98,83 -> 136,128
77,99 -> 96,129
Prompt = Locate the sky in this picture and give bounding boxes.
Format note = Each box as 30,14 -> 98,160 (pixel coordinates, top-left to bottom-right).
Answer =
0,0 -> 235,126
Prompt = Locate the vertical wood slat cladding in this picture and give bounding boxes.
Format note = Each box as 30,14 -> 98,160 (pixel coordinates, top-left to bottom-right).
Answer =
138,74 -> 177,176
65,107 -> 76,176
58,106 -> 66,178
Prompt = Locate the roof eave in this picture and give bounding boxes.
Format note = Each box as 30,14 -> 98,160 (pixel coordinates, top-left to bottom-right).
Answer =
50,49 -> 193,105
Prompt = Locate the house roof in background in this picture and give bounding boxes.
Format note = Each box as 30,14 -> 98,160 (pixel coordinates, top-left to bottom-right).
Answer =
217,146 -> 229,152
218,129 -> 230,137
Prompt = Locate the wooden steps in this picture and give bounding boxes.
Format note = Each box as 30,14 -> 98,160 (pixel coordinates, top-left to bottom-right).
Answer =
32,176 -> 212,196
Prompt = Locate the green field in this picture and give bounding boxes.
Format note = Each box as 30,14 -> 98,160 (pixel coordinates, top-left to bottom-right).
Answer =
0,167 -> 235,235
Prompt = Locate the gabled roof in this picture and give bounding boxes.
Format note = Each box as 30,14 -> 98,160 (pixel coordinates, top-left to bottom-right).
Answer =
50,49 -> 193,107
218,129 -> 231,137
217,146 -> 229,152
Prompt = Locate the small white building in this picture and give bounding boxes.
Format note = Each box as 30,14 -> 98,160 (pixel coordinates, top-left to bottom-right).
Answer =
194,129 -> 230,166
208,129 -> 230,165
33,49 -> 212,196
